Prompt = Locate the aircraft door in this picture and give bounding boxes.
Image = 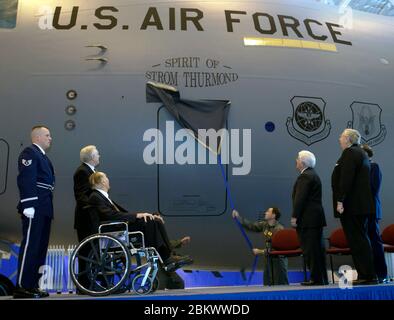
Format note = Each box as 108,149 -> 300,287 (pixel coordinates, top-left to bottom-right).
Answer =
157,106 -> 227,217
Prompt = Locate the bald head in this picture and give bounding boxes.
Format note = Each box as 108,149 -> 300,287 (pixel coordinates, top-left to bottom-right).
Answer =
31,126 -> 52,150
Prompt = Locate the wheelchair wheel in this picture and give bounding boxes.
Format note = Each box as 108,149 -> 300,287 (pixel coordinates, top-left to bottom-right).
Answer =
70,234 -> 131,296
114,254 -> 145,294
132,274 -> 153,295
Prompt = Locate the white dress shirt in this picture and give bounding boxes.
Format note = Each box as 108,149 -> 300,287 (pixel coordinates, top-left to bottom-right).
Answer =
301,167 -> 309,174
33,143 -> 45,155
95,188 -> 113,204
84,162 -> 95,172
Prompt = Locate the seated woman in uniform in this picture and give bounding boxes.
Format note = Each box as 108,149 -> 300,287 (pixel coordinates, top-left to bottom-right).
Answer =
87,171 -> 192,271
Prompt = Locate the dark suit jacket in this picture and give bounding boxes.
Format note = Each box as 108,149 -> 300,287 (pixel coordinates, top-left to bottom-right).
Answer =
87,189 -> 137,226
331,144 -> 375,218
292,167 -> 326,228
370,162 -> 382,220
73,163 -> 94,230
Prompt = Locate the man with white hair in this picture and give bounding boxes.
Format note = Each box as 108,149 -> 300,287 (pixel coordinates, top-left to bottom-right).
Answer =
88,172 -> 193,272
292,150 -> 328,286
332,129 -> 377,285
73,145 -> 100,241
73,145 -> 100,293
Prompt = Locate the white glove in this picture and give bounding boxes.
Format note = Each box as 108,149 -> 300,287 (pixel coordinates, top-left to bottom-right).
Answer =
23,207 -> 35,219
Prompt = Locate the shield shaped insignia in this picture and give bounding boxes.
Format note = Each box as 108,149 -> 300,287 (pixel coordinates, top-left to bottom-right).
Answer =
286,96 -> 331,146
347,102 -> 386,146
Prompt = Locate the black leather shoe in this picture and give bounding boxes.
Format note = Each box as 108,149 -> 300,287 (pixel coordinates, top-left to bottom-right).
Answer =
33,288 -> 49,298
163,260 -> 177,272
173,255 -> 193,266
378,278 -> 390,284
13,288 -> 41,299
301,280 -> 328,286
164,255 -> 193,272
353,278 -> 379,285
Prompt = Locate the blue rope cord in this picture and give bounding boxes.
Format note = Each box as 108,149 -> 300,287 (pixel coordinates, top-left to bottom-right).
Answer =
217,154 -> 258,285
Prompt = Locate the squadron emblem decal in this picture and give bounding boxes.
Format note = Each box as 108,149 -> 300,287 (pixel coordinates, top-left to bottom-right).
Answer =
22,159 -> 32,166
347,101 -> 386,146
286,96 -> 331,146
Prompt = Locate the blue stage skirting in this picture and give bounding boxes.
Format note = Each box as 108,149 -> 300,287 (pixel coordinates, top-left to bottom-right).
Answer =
2,245 -> 394,300
117,285 -> 394,301
177,270 -> 307,287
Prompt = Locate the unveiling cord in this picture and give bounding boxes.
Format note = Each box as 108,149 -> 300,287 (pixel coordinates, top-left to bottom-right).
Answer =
217,154 -> 258,285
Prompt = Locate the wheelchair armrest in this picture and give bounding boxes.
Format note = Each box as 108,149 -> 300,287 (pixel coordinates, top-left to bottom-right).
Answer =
128,231 -> 145,249
99,221 -> 129,234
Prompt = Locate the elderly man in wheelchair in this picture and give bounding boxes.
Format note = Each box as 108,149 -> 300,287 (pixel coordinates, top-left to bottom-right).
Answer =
69,172 -> 193,296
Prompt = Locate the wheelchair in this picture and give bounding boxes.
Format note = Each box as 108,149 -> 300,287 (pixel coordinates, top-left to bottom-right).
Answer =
69,221 -> 163,296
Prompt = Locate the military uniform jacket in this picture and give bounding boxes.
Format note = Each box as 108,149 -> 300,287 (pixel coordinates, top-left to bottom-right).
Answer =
331,144 -> 375,218
238,216 -> 284,246
17,144 -> 55,218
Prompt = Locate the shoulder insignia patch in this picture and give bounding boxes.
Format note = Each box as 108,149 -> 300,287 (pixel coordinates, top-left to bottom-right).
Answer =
22,159 -> 32,166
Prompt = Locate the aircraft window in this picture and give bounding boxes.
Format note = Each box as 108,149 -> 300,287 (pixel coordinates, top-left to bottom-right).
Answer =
312,0 -> 394,17
0,0 -> 18,29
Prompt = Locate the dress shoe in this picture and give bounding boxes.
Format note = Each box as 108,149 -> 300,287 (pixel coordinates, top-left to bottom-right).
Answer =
33,288 -> 50,298
353,278 -> 379,286
378,277 -> 390,284
301,280 -> 328,286
172,255 -> 193,266
13,287 -> 41,299
164,255 -> 193,272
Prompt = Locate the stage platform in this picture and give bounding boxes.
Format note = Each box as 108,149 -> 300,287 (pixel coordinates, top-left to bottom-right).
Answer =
2,283 -> 394,300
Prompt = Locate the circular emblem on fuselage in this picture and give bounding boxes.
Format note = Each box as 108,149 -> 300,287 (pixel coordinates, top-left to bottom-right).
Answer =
294,102 -> 323,132
286,96 -> 331,146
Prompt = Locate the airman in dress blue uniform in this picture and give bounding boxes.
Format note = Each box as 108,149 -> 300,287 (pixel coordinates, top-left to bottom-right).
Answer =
13,126 -> 55,299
